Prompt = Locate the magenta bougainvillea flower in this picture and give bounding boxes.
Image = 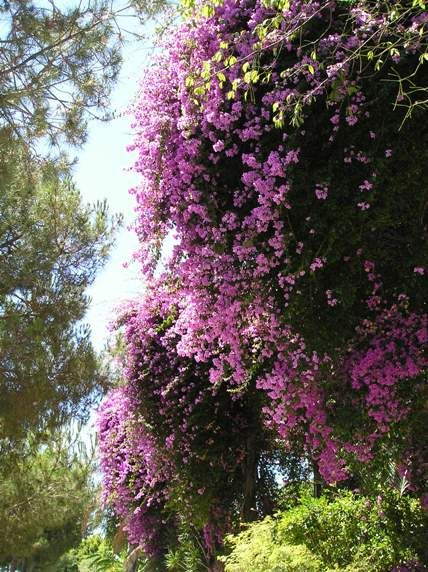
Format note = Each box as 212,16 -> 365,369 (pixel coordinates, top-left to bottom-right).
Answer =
98,0 -> 428,552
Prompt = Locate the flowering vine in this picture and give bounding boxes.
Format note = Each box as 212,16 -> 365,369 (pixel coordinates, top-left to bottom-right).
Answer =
99,0 -> 428,557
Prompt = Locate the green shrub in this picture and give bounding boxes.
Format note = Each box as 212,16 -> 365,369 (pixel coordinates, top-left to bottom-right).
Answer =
165,528 -> 207,572
220,517 -> 322,572
221,490 -> 426,572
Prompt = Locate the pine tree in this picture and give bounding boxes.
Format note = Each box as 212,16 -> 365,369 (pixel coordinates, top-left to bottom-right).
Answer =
0,132 -> 121,447
0,0 -> 167,147
0,430 -> 98,571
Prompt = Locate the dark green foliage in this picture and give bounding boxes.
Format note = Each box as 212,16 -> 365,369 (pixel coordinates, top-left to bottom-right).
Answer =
0,134 -> 121,447
0,431 -> 97,570
0,1 -> 171,568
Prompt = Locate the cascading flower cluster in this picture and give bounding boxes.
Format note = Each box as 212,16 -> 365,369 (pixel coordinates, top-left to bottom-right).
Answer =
347,304 -> 427,432
99,0 -> 428,554
97,385 -> 170,554
121,286 -> 253,490
98,284 -> 267,555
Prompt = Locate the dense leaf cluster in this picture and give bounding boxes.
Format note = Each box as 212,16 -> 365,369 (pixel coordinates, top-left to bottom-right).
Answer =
0,432 -> 97,570
221,489 -> 427,571
0,133 -> 120,448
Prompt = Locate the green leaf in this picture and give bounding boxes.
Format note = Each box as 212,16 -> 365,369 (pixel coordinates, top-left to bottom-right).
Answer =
201,4 -> 215,17
250,70 -> 260,83
213,50 -> 223,63
374,58 -> 383,71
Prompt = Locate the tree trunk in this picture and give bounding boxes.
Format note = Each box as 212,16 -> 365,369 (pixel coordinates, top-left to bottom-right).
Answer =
312,460 -> 322,498
125,546 -> 142,572
21,558 -> 35,572
210,559 -> 225,571
241,433 -> 258,521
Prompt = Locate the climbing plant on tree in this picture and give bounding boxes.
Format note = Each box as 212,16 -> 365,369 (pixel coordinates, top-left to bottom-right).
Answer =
98,0 -> 428,565
98,283 -> 299,565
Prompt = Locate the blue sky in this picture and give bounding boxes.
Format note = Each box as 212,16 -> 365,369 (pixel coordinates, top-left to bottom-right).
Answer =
73,33 -> 154,351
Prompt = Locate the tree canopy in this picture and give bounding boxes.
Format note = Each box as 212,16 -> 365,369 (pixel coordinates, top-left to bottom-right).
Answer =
0,133 -> 121,448
0,430 -> 98,570
0,0 -> 168,147
0,0 -> 170,567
